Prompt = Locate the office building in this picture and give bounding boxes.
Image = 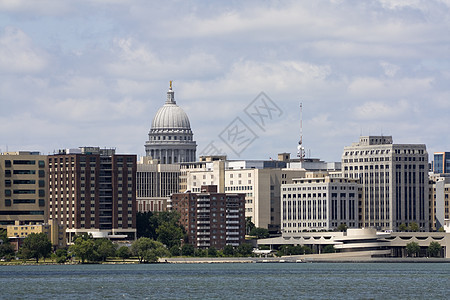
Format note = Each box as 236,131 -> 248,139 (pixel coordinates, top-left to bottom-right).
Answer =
170,185 -> 245,249
281,172 -> 361,232
342,136 -> 429,231
183,156 -> 304,232
136,156 -> 180,212
0,151 -> 47,228
429,174 -> 450,231
433,152 -> 450,174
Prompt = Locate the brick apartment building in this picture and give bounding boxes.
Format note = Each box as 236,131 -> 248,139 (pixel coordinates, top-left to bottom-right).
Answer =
47,147 -> 137,241
170,185 -> 245,249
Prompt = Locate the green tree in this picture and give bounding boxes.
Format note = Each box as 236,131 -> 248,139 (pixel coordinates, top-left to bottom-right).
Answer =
55,248 -> 68,263
170,245 -> 181,256
408,222 -> 419,232
245,217 -> 256,235
94,239 -> 116,262
208,246 -> 218,257
302,246 -> 313,254
236,243 -> 253,257
195,248 -> 207,257
249,227 -> 269,239
427,241 -> 442,257
398,223 -> 407,232
70,236 -> 95,263
131,237 -> 168,263
156,222 -> 184,248
20,233 -> 52,263
117,246 -> 131,261
322,245 -> 335,253
181,244 -> 195,256
0,229 -> 14,261
438,227 -> 445,232
223,245 -> 234,256
406,242 -> 420,257
337,223 -> 348,232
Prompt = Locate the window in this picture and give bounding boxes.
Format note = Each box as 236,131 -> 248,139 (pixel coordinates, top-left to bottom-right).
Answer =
5,199 -> 11,206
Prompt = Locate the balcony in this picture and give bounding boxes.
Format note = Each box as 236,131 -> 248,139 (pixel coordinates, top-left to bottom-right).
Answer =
197,220 -> 209,225
197,237 -> 210,241
227,209 -> 239,213
197,232 -> 210,236
197,204 -> 210,208
226,231 -> 240,235
197,209 -> 210,213
197,226 -> 210,230
226,215 -> 239,219
226,226 -> 239,230
226,237 -> 239,241
197,242 -> 210,247
226,221 -> 239,224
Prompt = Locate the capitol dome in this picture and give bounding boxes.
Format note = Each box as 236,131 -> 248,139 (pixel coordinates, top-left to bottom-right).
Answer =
151,103 -> 191,130
144,82 -> 197,164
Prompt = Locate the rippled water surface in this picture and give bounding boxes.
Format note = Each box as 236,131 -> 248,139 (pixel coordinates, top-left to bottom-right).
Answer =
1,262 -> 448,299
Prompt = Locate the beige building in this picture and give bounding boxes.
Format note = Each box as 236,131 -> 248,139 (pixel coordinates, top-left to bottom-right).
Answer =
7,219 -> 66,249
183,156 -> 304,232
136,157 -> 179,212
281,172 -> 362,232
429,174 -> 450,231
0,151 -> 48,228
342,136 -> 429,231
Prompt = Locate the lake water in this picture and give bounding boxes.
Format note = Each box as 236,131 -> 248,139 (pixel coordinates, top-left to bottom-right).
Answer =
0,262 -> 448,299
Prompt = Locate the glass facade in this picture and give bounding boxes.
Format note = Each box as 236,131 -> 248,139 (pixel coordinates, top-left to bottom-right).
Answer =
434,152 -> 450,174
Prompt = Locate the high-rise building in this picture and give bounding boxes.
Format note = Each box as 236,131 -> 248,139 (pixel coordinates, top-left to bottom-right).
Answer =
182,156 -> 304,232
47,147 -> 137,241
0,151 -> 47,228
433,152 -> 450,174
281,172 -> 361,232
342,136 -> 429,231
170,185 -> 245,249
136,156 -> 180,212
144,82 -> 197,163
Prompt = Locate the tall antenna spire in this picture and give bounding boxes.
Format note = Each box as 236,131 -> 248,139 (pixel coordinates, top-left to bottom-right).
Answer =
297,103 -> 305,161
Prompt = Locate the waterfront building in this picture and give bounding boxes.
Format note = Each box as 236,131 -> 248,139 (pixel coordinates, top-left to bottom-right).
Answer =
136,156 -> 179,212
182,155 -> 304,232
0,151 -> 47,228
258,228 -> 450,258
7,219 -> 66,249
281,172 -> 361,232
47,147 -> 137,242
342,136 -> 429,231
433,152 -> 450,174
170,185 -> 245,249
429,174 -> 450,231
144,82 -> 197,164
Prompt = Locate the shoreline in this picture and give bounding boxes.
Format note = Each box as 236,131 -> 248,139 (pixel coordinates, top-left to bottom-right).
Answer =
2,256 -> 449,266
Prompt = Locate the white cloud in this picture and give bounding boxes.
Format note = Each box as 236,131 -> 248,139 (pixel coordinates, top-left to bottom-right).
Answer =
0,27 -> 47,73
353,99 -> 410,120
380,61 -> 400,77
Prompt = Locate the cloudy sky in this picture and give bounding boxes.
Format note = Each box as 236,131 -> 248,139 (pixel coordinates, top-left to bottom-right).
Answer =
1,0 -> 449,162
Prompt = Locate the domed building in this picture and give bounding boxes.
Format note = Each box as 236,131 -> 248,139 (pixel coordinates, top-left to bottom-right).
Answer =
144,82 -> 197,163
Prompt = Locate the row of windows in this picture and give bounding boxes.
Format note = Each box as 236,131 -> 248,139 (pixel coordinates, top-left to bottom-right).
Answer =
4,160 -> 45,166
4,170 -> 44,177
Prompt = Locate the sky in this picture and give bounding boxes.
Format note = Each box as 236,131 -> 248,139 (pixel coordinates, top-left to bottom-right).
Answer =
1,0 -> 450,162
